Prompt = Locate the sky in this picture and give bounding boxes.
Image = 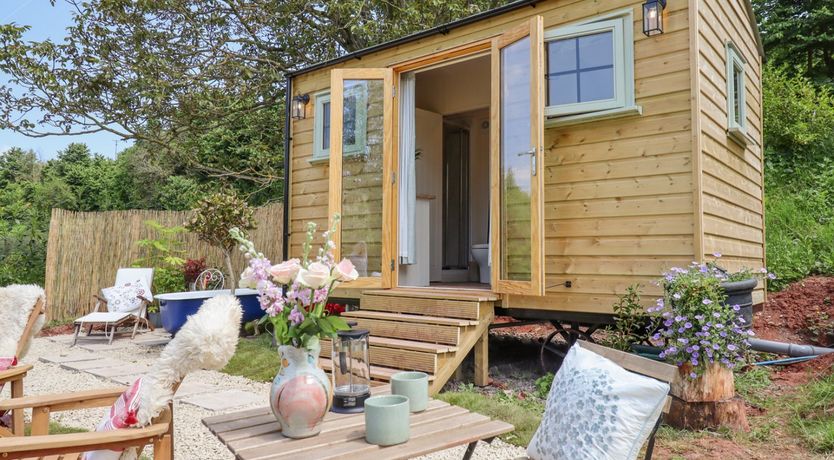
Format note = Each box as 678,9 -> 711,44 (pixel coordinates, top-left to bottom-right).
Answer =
0,0 -> 129,160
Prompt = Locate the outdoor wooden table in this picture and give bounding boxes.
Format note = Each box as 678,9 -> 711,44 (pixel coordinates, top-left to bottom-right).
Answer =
202,385 -> 514,460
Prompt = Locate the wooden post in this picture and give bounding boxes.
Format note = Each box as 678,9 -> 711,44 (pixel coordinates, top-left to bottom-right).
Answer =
667,364 -> 748,431
473,329 -> 489,386
10,378 -> 24,435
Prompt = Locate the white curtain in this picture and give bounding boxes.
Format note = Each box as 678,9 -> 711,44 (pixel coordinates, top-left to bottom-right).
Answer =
398,73 -> 417,264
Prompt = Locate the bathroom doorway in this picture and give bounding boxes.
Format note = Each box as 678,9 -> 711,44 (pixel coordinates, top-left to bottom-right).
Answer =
396,53 -> 492,290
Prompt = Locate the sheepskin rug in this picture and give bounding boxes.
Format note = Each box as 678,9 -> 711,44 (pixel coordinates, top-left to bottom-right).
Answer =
85,295 -> 242,460
0,284 -> 46,359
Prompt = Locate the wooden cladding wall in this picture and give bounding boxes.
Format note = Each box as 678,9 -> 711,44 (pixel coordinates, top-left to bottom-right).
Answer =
44,204 -> 283,321
285,0 -> 767,313
696,0 -> 766,303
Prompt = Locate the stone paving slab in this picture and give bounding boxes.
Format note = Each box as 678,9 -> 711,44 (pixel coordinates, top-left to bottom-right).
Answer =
111,374 -> 144,385
87,364 -> 151,379
181,389 -> 262,411
61,358 -> 126,371
133,337 -> 171,347
39,351 -> 98,364
76,340 -> 132,351
47,335 -> 76,344
173,381 -> 218,399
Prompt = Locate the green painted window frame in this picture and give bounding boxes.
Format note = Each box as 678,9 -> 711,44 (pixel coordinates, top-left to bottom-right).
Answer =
543,10 -> 635,118
311,85 -> 369,163
725,42 -> 747,141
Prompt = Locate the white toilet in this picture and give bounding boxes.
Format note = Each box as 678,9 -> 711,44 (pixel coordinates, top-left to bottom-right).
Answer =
471,244 -> 490,284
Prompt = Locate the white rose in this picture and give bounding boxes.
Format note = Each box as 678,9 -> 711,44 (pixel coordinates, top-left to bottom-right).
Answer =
296,261 -> 331,289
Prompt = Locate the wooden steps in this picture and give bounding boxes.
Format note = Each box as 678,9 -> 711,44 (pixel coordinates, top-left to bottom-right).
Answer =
321,288 -> 495,394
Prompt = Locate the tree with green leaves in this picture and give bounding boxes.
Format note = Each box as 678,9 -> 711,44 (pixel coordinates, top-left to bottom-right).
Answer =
186,191 -> 256,292
0,0 -> 509,189
753,0 -> 834,84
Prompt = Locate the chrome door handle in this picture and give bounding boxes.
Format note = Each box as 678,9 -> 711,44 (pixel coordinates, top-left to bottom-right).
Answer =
516,148 -> 537,176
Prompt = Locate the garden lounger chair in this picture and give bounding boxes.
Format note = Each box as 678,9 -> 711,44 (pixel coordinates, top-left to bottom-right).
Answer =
520,341 -> 677,460
0,284 -> 46,437
73,268 -> 154,346
0,294 -> 242,459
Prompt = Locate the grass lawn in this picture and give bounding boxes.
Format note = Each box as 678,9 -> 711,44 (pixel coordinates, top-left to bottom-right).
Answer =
222,333 -> 278,383
24,421 -> 87,435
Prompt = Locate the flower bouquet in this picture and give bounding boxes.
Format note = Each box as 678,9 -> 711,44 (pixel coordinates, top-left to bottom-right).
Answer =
229,215 -> 357,438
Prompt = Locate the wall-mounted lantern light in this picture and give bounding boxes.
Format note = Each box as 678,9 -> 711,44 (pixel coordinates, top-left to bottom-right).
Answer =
642,0 -> 666,36
291,94 -> 310,120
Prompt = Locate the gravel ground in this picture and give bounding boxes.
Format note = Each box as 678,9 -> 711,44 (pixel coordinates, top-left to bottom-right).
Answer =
19,334 -> 526,459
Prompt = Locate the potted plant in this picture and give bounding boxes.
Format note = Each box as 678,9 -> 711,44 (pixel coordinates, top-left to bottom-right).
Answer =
183,258 -> 207,291
156,192 -> 261,335
231,215 -> 355,439
707,253 -> 776,327
648,261 -> 759,430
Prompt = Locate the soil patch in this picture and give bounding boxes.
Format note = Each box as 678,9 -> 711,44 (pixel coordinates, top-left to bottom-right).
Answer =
754,276 -> 834,346
771,353 -> 834,386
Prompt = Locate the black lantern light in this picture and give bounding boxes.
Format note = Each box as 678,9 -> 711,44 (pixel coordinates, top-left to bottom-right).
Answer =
642,0 -> 666,36
291,94 -> 310,120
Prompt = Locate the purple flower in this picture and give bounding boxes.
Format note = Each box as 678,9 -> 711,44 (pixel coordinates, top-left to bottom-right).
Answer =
659,352 -> 666,359
768,273 -> 776,280
727,344 -> 737,351
703,299 -> 713,306
684,322 -> 693,329
677,338 -> 689,344
667,346 -> 678,354
713,312 -> 721,318
664,319 -> 674,327
689,372 -> 698,379
713,252 -> 722,258
732,304 -> 741,311
289,307 -> 305,325
673,293 -> 682,300
678,327 -> 686,333
760,267 -> 768,274
690,358 -> 699,366
675,315 -> 685,322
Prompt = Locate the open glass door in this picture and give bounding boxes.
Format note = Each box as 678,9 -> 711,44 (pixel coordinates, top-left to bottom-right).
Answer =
328,68 -> 395,289
490,16 -> 545,296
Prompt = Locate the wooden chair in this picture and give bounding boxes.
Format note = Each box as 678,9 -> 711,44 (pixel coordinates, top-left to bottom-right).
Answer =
0,382 -> 181,459
0,295 -> 46,437
578,341 -> 677,460
516,341 -> 677,460
1,294 -> 242,459
73,268 -> 155,345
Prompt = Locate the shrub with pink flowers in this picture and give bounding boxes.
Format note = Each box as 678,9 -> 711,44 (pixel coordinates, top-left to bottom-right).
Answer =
648,259 -> 761,379
229,215 -> 356,349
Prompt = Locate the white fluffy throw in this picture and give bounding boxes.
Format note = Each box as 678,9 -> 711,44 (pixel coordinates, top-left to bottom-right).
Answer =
0,284 -> 46,359
87,294 -> 242,460
137,294 -> 242,425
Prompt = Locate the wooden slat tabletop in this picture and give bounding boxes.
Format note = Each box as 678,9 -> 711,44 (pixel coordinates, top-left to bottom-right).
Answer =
202,385 -> 514,460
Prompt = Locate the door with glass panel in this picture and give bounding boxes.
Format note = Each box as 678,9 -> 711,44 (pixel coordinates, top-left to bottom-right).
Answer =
490,17 -> 545,296
328,68 -> 395,288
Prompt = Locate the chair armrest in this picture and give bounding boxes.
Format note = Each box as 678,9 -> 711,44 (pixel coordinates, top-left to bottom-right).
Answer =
0,364 -> 33,383
0,422 -> 169,458
0,387 -> 126,412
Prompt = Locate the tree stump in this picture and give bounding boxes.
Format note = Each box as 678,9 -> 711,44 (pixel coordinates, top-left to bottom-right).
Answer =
667,364 -> 749,431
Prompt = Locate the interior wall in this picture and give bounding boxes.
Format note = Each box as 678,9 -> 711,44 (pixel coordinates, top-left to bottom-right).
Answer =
415,56 -> 490,115
415,108 -> 444,281
468,112 -> 490,250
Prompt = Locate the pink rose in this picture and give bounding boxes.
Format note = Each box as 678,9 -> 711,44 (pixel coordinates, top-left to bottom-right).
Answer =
269,259 -> 301,285
296,261 -> 331,289
334,258 -> 359,282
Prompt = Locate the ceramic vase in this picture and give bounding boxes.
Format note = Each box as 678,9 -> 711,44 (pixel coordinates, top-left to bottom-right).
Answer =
270,343 -> 332,438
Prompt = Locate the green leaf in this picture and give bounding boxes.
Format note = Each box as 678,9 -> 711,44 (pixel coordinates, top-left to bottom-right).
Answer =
327,315 -> 351,331
317,317 -> 335,334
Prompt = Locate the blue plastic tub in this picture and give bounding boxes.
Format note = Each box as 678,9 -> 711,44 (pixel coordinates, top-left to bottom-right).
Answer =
156,289 -> 262,334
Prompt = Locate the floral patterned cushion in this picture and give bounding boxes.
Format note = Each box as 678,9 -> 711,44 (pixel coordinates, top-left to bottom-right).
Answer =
83,377 -> 146,460
527,343 -> 669,460
101,279 -> 151,313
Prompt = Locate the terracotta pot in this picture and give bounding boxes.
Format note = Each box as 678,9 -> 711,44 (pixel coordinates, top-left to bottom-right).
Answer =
270,344 -> 332,438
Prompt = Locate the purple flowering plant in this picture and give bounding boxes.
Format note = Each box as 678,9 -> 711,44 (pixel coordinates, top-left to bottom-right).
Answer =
229,215 -> 356,350
648,258 -> 758,379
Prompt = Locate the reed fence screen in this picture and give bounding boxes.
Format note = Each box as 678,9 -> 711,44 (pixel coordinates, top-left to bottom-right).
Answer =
45,203 -> 283,321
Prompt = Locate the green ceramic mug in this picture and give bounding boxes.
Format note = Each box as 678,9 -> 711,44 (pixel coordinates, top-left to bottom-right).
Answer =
364,395 -> 411,446
391,371 -> 429,413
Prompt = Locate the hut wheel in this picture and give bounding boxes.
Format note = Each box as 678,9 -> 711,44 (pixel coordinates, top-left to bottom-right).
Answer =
539,321 -> 603,373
